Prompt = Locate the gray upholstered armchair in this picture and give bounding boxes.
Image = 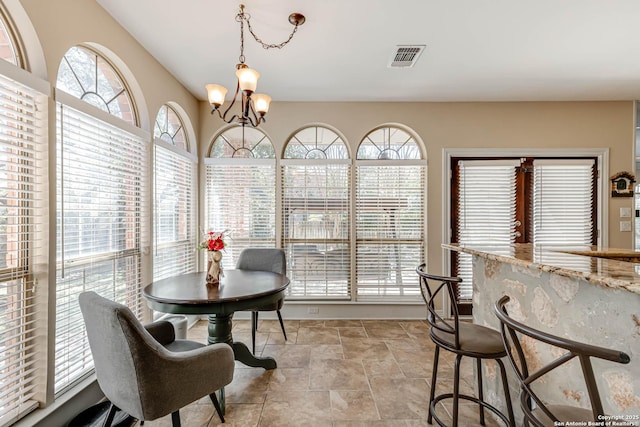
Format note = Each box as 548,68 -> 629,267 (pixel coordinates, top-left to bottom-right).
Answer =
236,248 -> 287,354
78,291 -> 235,426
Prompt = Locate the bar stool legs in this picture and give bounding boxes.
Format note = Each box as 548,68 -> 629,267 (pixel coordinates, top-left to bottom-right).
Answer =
496,358 -> 515,425
427,351 -> 515,427
452,354 -> 462,426
428,345 -> 440,424
477,358 -> 485,425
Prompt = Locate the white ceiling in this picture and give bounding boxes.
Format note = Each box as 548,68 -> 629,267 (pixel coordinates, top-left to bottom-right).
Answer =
97,0 -> 640,103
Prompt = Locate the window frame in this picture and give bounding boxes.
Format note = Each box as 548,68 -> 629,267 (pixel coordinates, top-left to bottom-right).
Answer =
54,45 -> 148,395
354,125 -> 426,302
282,125 -> 352,299
152,104 -> 196,282
443,148 -> 608,316
204,125 -> 277,270
0,58 -> 49,427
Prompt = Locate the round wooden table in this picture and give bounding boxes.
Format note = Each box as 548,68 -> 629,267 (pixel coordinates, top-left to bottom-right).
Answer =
142,270 -> 289,370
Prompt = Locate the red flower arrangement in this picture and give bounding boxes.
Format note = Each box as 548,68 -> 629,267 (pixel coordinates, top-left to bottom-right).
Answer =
197,230 -> 227,252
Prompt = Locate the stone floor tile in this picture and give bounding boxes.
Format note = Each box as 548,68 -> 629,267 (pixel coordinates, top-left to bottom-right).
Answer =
179,319 -> 494,427
260,390 -> 332,426
296,326 -> 341,345
330,390 -> 380,421
309,359 -> 369,390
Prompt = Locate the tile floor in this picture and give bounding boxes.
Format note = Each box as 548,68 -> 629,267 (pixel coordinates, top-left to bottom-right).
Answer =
137,319 -> 503,426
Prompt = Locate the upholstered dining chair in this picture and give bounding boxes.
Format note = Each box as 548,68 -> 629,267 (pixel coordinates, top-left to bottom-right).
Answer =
78,291 -> 235,426
416,264 -> 515,427
236,248 -> 287,354
495,295 -> 631,427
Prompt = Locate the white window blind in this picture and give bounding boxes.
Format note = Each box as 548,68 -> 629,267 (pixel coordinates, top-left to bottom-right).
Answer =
55,102 -> 148,394
533,159 -> 595,245
153,144 -> 195,280
355,164 -> 424,301
456,160 -> 519,301
282,162 -> 350,299
0,72 -> 47,426
204,161 -> 276,269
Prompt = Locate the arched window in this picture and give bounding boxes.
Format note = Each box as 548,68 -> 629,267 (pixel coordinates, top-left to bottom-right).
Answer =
0,8 -> 20,66
205,126 -> 276,269
355,126 -> 425,300
154,104 -> 188,151
153,105 -> 196,280
282,126 -> 351,298
56,46 -> 136,124
54,45 -> 148,394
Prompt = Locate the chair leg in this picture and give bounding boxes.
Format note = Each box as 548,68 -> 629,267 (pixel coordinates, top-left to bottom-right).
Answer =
496,358 -> 515,427
476,358 -> 486,425
251,311 -> 257,355
428,345 -> 440,424
453,354 -> 463,427
171,410 -> 181,427
209,391 -> 225,423
102,403 -> 118,427
277,310 -> 287,341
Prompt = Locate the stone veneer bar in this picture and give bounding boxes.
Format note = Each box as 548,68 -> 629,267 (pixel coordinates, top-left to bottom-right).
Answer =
443,243 -> 640,424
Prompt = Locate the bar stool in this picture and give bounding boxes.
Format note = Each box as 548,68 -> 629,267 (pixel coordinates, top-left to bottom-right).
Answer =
416,264 -> 515,427
495,295 -> 631,427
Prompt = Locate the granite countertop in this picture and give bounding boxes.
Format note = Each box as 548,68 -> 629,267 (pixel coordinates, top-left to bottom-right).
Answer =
443,243 -> 640,295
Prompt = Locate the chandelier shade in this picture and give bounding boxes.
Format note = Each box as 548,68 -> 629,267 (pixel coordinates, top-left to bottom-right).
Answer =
205,84 -> 227,107
206,4 -> 305,128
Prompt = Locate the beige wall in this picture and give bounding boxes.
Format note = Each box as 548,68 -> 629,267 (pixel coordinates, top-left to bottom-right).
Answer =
200,100 -> 636,276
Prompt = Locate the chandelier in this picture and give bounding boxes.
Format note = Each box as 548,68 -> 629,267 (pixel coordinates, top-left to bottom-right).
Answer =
206,4 -> 306,127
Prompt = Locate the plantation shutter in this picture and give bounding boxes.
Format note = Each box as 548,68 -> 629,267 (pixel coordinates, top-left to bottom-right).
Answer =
456,160 -> 519,301
282,161 -> 351,298
55,92 -> 148,394
204,159 -> 276,270
355,163 -> 424,301
0,66 -> 48,426
533,159 -> 595,245
153,144 -> 196,280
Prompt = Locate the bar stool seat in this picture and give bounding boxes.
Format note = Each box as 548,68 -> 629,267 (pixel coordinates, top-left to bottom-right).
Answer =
416,264 -> 515,427
431,322 -> 506,356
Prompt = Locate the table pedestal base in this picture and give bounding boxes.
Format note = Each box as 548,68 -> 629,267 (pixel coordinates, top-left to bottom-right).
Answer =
207,314 -> 278,369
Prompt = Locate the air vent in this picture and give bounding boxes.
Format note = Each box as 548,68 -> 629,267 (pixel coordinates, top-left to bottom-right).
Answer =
388,45 -> 426,68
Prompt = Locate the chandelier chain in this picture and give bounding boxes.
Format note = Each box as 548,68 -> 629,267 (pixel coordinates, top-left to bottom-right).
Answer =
244,16 -> 300,50
237,11 -> 246,63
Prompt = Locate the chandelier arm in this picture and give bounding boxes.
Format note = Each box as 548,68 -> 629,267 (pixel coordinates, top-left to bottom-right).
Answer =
245,15 -> 301,50
210,108 -> 224,119
224,114 -> 240,124
220,81 -> 242,121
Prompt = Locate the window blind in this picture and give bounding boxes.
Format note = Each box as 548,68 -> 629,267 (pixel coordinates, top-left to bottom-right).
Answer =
153,144 -> 196,280
282,161 -> 350,299
355,164 -> 424,301
456,160 -> 519,301
0,72 -> 46,426
533,159 -> 595,245
55,102 -> 147,394
204,161 -> 276,269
